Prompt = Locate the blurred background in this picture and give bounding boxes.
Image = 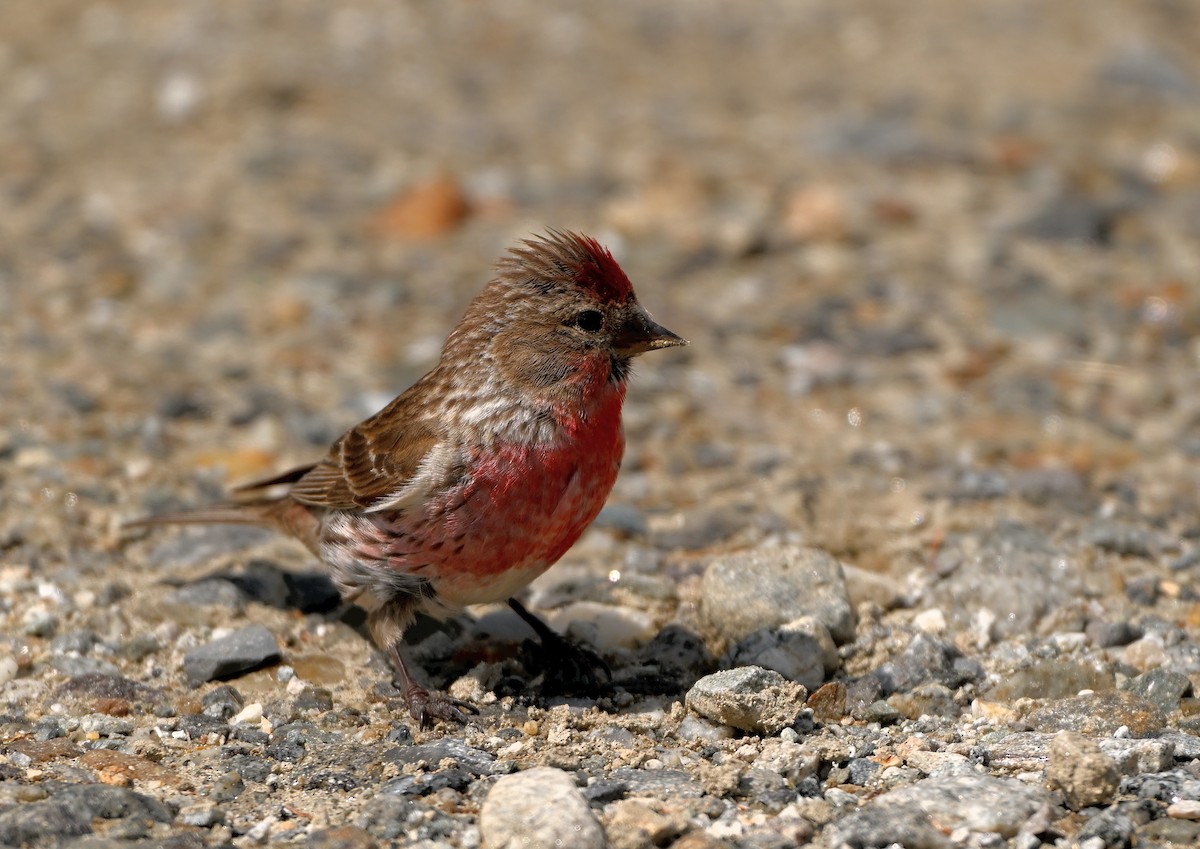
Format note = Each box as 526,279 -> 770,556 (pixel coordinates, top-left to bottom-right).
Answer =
3,0 -> 1200,616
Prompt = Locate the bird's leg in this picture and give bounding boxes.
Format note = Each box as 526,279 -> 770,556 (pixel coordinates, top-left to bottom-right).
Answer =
385,642 -> 479,728
507,598 -> 612,697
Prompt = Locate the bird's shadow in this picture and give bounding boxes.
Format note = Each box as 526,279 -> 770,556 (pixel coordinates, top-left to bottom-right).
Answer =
165,559 -> 716,708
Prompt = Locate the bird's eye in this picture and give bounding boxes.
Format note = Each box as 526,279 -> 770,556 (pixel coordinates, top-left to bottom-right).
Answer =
573,309 -> 604,332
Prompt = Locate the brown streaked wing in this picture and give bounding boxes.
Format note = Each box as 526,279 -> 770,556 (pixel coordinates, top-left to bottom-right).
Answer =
287,420 -> 440,511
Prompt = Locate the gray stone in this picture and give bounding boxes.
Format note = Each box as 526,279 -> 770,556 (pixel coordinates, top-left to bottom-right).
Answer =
928,523 -> 1086,640
685,666 -> 807,735
166,578 -> 249,611
480,767 -> 605,849
1122,668 -> 1192,714
824,802 -> 953,849
609,768 -> 706,799
386,738 -> 498,776
50,656 -> 122,678
700,545 -> 855,645
984,659 -> 1115,701
1081,521 -> 1166,558
0,785 -> 173,846
874,631 -> 980,694
1024,690 -> 1166,738
878,774 -> 1051,837
722,616 -> 836,690
982,732 -> 1174,776
182,624 -> 281,687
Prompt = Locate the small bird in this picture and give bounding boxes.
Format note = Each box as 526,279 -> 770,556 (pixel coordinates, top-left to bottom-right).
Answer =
130,230 -> 687,725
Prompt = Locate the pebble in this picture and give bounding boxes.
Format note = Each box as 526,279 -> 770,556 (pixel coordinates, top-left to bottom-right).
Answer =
984,659 -> 1114,701
685,666 -> 808,735
1046,731 -> 1120,810
847,774 -> 1052,843
873,631 -> 981,695
1168,800 -> 1200,820
0,785 -> 173,845
182,624 -> 281,687
1121,667 -> 1191,714
1023,690 -> 1167,738
1081,521 -> 1165,558
721,616 -> 836,690
1120,635 -> 1170,673
178,801 -> 226,827
700,545 -> 855,644
604,799 -> 687,849
479,767 -> 605,849
0,656 -> 17,686
22,605 -> 58,637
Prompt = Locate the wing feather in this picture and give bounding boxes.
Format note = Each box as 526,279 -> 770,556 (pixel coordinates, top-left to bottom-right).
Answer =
284,397 -> 458,512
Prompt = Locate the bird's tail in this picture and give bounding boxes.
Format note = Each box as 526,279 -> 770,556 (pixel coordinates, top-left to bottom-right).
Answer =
124,498 -> 322,556
123,505 -> 267,529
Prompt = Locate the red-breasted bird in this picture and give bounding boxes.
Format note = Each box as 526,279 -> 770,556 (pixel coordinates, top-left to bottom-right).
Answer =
129,230 -> 687,725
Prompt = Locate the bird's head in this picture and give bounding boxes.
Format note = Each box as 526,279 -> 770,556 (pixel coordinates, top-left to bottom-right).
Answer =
447,230 -> 687,393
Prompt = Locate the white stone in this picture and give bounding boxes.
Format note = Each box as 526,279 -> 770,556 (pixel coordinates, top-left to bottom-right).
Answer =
480,767 -> 605,849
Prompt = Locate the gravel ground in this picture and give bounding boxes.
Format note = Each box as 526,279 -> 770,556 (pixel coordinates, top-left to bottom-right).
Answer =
4,1 -> 1200,847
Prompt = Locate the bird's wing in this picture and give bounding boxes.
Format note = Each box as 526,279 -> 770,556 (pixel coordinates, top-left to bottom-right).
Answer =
233,463 -> 320,494
285,412 -> 461,514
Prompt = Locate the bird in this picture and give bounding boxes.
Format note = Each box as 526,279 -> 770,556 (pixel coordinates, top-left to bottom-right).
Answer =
128,230 -> 687,726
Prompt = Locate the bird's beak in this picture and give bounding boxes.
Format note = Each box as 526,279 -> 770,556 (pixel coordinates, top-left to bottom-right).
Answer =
614,305 -> 689,357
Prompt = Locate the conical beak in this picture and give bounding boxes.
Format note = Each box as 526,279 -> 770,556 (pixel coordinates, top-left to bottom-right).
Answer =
614,305 -> 688,357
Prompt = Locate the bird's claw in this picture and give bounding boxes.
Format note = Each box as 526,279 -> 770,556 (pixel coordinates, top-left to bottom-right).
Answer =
404,686 -> 480,728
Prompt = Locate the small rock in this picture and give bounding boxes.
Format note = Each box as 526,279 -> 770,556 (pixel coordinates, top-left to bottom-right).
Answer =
608,768 -> 705,799
1085,620 -> 1139,648
308,825 -> 380,849
872,774 -> 1050,838
604,799 -> 686,849
178,801 -> 226,827
1122,668 -> 1191,714
675,714 -> 737,743
166,579 -> 248,611
1046,731 -> 1120,810
1168,800 -> 1200,820
700,545 -> 855,644
373,174 -> 470,241
1024,690 -> 1166,738
0,785 -> 173,846
808,681 -> 848,722
386,739 -> 497,776
685,666 -> 808,735
1081,521 -> 1163,557
201,684 -> 245,719
209,771 -> 245,803
842,563 -> 909,610
50,656 -> 122,678
1121,635 -> 1169,672
874,632 -> 980,694
984,659 -> 1114,701
649,506 -> 743,550
721,616 -> 836,690
182,625 -> 280,687
22,605 -> 58,637
479,767 -> 605,849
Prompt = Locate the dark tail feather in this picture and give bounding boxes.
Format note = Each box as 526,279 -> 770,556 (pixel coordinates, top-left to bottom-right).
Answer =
123,506 -> 266,530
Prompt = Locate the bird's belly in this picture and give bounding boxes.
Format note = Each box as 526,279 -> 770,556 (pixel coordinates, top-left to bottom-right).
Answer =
333,432 -> 622,610
431,440 -> 618,606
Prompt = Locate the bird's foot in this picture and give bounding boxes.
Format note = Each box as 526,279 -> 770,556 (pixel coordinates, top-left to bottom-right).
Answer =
402,683 -> 480,728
